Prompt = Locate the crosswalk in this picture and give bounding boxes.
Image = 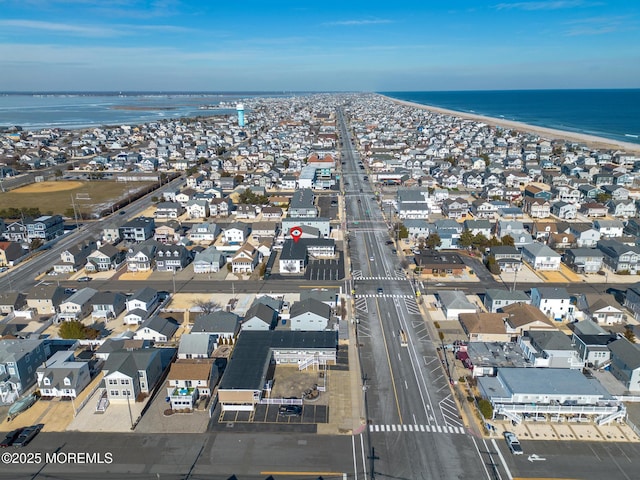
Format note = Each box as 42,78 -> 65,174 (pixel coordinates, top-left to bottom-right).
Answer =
369,424 -> 466,435
356,293 -> 415,299
352,275 -> 407,281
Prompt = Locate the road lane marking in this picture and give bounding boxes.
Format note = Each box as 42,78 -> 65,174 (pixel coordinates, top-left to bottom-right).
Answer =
351,436 -> 358,480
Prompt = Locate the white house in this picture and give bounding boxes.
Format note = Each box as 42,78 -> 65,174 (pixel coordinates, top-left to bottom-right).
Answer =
530,287 -> 574,321
521,242 -> 561,271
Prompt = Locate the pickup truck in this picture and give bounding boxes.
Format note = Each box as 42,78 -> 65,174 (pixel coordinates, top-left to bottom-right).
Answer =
504,432 -> 523,455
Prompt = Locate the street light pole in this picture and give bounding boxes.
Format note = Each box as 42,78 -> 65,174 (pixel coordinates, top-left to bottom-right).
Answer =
126,390 -> 134,430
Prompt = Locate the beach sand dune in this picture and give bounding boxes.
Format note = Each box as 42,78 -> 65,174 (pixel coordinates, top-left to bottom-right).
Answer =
382,95 -> 640,153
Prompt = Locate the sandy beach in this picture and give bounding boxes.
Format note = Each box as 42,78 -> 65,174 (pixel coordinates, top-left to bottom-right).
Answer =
381,94 -> 640,153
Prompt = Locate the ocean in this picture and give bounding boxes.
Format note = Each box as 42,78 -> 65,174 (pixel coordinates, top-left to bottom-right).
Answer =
0,92 -> 258,130
381,89 -> 640,146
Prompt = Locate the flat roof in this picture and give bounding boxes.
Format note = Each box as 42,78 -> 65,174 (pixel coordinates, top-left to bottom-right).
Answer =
219,331 -> 337,391
497,368 -> 613,398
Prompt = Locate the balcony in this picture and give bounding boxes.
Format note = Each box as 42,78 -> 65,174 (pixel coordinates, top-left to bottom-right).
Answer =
171,386 -> 196,397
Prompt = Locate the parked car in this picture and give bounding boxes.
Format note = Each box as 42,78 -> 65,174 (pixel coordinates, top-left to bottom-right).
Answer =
0,267 -> 8,273
278,405 -> 302,417
504,432 -> 523,455
12,424 -> 43,448
1,429 -> 23,448
377,287 -> 384,294
77,276 -> 92,282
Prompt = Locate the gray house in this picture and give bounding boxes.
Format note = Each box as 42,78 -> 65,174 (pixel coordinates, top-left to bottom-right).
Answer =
191,311 -> 241,340
192,246 -> 226,273
103,348 -> 164,401
91,291 -> 127,320
519,330 -> 582,369
177,334 -> 217,359
36,350 -> 91,399
289,298 -> 332,331
608,338 -> 640,392
0,339 -> 50,404
483,289 -> 530,313
563,248 -> 604,274
134,315 -> 180,343
242,303 -> 278,330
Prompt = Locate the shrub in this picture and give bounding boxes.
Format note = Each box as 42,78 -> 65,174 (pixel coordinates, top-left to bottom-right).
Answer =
478,398 -> 493,419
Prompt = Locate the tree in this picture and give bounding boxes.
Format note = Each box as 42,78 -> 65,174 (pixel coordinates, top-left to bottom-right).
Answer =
501,235 -> 515,247
478,398 -> 493,419
458,229 -> 474,248
624,328 -> 637,344
233,174 -> 245,184
29,238 -> 43,251
54,169 -> 63,178
473,233 -> 489,249
425,233 -> 442,250
596,193 -> 612,203
397,224 -> 409,240
59,320 -> 100,340
194,299 -> 221,315
485,255 -> 501,275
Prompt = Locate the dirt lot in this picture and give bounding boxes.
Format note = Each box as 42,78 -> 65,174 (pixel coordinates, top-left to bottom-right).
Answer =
0,180 -> 155,216
270,364 -> 329,405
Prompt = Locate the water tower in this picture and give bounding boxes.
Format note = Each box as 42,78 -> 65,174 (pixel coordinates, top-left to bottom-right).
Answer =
236,103 -> 245,127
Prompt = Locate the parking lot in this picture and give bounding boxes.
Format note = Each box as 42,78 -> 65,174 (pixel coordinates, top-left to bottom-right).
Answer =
217,403 -> 329,425
305,254 -> 344,281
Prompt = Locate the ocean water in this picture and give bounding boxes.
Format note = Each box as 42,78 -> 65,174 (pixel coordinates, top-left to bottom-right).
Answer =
381,90 -> 640,145
0,93 -> 251,130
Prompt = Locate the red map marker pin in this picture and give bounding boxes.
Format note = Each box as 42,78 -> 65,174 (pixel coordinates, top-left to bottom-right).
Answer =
290,227 -> 302,243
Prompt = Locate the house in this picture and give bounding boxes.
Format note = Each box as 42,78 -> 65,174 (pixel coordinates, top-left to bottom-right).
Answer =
607,199 -> 637,218
241,302 -> 278,330
483,289 -> 530,313
488,246 -> 522,272
548,232 -> 575,250
458,312 -> 510,343
191,311 -> 241,340
414,251 -> 467,275
519,330 -> 582,369
126,239 -> 157,272
570,224 -> 601,248
155,244 -> 191,272
154,223 -> 183,244
91,291 -> 127,320
154,202 -> 184,220
608,338 -> 640,392
223,223 -> 251,244
0,339 -> 50,404
551,201 -> 577,220
189,222 -> 221,244
177,334 -> 217,359
36,350 -> 91,399
501,303 -> 557,341
58,287 -> 97,322
594,219 -> 624,239
463,219 -> 492,238
530,286 -> 574,321
85,243 -> 124,272
124,287 -> 159,325
0,292 -> 26,314
288,188 -> 317,218
119,217 -> 155,243
4,221 -> 27,243
192,246 -> 226,273
523,198 -> 551,219
26,215 -> 64,242
300,288 -> 339,310
102,348 -> 165,402
597,239 -> 640,274
261,206 -> 283,220
571,321 -> 616,368
251,221 -> 278,241
575,293 -> 624,325
165,360 -> 219,411
0,241 -> 24,267
101,222 -> 120,244
54,241 -> 96,273
563,248 -> 604,274
134,315 -> 180,343
217,331 -> 337,411
521,242 -> 561,271
210,197 -> 232,217
231,243 -> 261,273
235,204 -> 259,219
186,199 -> 210,219
26,284 -> 67,315
289,298 -> 332,331
94,337 -> 149,361
436,290 -> 477,320
580,202 -> 608,217
442,197 -> 469,219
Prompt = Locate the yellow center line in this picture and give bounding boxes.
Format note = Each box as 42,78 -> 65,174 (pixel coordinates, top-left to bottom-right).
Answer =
374,297 -> 403,424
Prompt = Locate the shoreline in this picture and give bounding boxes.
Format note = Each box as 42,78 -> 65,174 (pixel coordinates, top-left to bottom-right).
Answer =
379,94 -> 640,153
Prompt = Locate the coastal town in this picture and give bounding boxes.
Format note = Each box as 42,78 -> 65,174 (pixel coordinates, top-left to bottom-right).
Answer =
3,93 -> 640,477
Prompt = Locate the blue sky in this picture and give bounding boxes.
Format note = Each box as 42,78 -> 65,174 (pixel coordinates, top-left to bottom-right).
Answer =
0,0 -> 638,91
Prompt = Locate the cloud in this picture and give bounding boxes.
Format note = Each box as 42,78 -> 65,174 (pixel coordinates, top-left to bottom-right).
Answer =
563,15 -> 631,36
0,19 -> 120,37
323,19 -> 393,27
494,1 -> 599,11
